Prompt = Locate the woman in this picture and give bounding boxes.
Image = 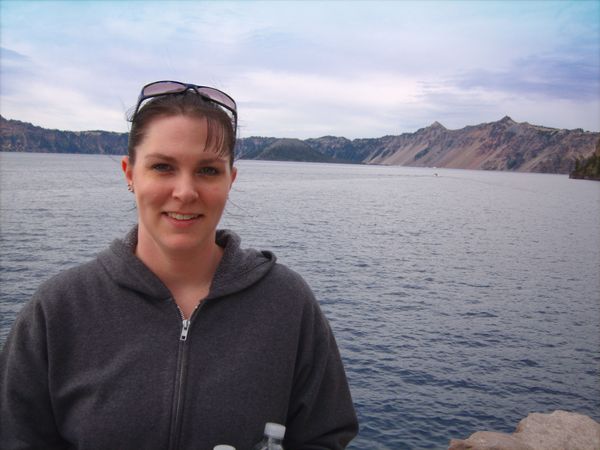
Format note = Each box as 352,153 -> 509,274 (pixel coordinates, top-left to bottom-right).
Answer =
0,82 -> 358,449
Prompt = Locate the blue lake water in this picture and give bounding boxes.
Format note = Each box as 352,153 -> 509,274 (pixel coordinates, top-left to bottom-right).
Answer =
1,152 -> 599,449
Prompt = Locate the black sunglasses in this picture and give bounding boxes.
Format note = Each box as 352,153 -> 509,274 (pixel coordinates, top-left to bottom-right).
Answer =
130,81 -> 237,130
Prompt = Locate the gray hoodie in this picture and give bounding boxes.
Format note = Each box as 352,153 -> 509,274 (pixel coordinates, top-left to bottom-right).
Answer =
0,228 -> 358,450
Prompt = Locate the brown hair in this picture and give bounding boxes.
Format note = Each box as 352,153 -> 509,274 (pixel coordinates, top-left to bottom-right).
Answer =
127,92 -> 236,166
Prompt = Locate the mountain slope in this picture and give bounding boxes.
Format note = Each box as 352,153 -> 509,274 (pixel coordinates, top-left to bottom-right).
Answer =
1,116 -> 127,155
2,115 -> 599,174
364,116 -> 599,173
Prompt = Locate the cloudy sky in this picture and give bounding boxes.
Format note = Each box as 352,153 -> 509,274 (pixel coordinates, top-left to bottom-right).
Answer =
1,0 -> 598,139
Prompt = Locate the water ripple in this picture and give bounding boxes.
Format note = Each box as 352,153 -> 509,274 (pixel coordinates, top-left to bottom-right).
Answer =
1,155 -> 599,448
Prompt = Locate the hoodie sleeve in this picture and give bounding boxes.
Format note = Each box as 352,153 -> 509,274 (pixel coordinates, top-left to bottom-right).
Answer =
284,293 -> 359,449
0,297 -> 68,449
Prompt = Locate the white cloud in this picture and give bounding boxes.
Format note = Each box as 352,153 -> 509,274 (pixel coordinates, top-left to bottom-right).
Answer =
230,70 -> 427,137
1,80 -> 128,132
1,0 -> 598,136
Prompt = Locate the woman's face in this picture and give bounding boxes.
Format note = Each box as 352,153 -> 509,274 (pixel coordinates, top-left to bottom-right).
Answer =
122,114 -> 237,257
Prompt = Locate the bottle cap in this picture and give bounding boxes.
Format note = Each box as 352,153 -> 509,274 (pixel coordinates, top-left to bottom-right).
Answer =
264,422 -> 286,439
213,446 -> 236,450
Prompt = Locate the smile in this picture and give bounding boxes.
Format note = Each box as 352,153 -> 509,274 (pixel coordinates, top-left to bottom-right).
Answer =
166,212 -> 202,220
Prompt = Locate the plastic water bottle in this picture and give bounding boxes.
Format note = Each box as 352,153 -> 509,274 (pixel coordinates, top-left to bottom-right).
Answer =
253,422 -> 286,450
213,446 -> 236,450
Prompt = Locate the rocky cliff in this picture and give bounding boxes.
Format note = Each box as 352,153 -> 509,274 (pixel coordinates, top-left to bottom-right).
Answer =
355,116 -> 599,174
2,115 -> 598,174
1,116 -> 127,155
570,137 -> 600,181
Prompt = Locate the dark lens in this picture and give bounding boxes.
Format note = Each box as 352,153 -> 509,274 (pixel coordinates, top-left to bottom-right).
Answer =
143,81 -> 186,97
196,87 -> 237,112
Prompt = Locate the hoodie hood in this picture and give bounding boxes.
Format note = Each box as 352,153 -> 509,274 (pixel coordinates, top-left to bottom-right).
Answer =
97,227 -> 276,301
210,229 -> 276,299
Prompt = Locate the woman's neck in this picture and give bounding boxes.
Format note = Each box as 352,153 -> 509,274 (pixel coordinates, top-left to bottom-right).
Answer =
135,232 -> 224,302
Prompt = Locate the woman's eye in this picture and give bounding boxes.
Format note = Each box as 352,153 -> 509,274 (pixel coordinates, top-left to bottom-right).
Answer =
151,163 -> 172,172
198,167 -> 219,175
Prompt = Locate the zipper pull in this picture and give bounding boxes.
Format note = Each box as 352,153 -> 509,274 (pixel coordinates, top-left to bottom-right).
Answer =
180,319 -> 191,341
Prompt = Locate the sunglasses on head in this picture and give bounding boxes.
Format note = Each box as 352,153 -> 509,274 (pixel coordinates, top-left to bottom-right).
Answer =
129,80 -> 237,130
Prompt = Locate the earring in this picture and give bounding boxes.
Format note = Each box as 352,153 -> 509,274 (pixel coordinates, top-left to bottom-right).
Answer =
127,184 -> 134,193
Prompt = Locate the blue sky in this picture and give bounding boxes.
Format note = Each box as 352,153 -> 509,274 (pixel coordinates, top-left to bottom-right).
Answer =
1,0 -> 598,138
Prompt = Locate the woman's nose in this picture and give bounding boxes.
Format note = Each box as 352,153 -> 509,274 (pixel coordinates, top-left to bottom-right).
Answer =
172,175 -> 199,202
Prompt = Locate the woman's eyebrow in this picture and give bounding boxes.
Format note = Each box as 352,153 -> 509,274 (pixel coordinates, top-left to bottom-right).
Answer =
144,152 -> 227,164
144,153 -> 177,162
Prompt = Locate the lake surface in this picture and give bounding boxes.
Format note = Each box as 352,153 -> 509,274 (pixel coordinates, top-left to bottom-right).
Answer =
1,152 -> 599,449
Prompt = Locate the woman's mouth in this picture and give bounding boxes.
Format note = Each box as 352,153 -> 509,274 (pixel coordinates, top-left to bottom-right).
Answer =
165,212 -> 202,221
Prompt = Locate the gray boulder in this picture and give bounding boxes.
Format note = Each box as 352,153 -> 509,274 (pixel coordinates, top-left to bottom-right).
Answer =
448,410 -> 600,450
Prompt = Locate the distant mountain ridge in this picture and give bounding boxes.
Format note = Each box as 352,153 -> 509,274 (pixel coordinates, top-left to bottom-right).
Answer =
1,116 -> 128,156
2,115 -> 599,174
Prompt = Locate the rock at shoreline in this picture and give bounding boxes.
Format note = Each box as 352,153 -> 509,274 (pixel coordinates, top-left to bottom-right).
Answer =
448,410 -> 600,450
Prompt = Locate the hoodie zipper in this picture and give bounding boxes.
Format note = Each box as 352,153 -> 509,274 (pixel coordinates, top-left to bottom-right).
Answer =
180,318 -> 191,341
168,302 -> 202,450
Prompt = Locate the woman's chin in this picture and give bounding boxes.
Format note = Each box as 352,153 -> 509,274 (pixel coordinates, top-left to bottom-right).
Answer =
160,235 -> 213,254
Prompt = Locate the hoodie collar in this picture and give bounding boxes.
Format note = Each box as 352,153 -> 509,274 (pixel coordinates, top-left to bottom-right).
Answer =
98,226 -> 276,302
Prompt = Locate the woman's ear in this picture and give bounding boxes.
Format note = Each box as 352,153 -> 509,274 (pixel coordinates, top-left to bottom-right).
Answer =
229,166 -> 237,189
121,156 -> 133,184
